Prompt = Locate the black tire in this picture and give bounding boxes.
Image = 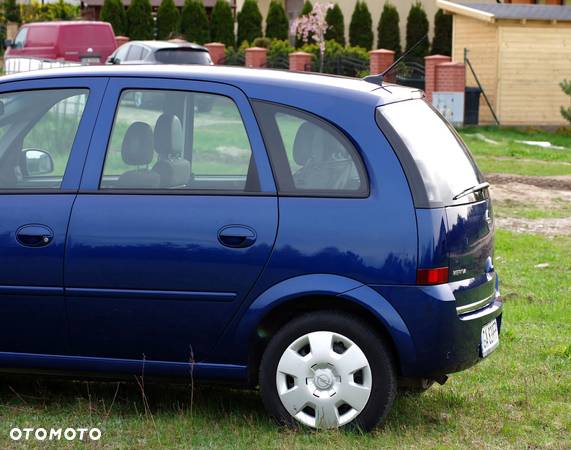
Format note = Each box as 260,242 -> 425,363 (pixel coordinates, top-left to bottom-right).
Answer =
259,311 -> 397,431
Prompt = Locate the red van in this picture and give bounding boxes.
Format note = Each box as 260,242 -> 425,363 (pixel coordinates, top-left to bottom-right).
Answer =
5,21 -> 117,64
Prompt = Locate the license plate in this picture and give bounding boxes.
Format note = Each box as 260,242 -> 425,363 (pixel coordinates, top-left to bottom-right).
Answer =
481,319 -> 499,357
81,57 -> 100,64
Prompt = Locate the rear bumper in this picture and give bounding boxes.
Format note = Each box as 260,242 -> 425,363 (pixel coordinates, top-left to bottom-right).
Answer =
370,283 -> 503,377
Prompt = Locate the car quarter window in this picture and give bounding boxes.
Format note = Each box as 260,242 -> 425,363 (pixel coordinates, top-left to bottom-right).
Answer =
0,89 -> 88,190
114,44 -> 130,62
253,101 -> 368,197
100,89 -> 258,192
140,47 -> 151,60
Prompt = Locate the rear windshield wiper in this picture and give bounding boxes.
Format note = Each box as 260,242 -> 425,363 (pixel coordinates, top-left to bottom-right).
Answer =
452,182 -> 490,200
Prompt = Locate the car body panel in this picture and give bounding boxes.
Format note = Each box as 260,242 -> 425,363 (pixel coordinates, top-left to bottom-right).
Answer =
5,22 -> 117,64
65,77 -> 278,362
215,274 -> 417,374
0,77 -> 106,356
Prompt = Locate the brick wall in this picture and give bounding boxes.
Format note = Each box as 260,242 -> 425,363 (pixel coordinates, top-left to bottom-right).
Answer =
435,62 -> 466,93
424,55 -> 451,102
289,52 -> 312,71
245,47 -> 267,68
204,43 -> 225,65
369,49 -> 395,82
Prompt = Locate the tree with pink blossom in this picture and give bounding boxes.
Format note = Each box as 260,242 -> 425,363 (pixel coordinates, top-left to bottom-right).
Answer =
290,2 -> 333,73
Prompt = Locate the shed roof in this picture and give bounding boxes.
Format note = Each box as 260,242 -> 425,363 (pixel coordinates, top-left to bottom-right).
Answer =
437,0 -> 571,23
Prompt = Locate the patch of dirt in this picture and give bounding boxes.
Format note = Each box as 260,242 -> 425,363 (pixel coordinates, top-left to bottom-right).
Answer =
486,173 -> 571,191
490,182 -> 571,209
487,175 -> 571,236
494,216 -> 571,236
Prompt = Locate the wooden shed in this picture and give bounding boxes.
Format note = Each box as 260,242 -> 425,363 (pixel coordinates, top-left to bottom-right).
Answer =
437,1 -> 571,126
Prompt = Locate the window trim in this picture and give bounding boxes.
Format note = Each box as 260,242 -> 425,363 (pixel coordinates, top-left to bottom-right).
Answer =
98,87 -> 262,194
252,100 -> 370,199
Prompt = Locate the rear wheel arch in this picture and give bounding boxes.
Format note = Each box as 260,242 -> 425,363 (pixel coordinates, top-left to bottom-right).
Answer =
248,292 -> 407,385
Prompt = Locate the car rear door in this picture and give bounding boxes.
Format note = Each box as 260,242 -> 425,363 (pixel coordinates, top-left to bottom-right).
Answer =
65,77 -> 278,363
0,77 -> 106,356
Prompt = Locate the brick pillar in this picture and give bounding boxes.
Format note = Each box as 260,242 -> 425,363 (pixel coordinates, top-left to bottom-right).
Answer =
289,51 -> 312,71
424,54 -> 451,103
204,42 -> 226,65
435,62 -> 466,93
115,36 -> 129,48
369,49 -> 395,82
545,0 -> 561,4
245,47 -> 267,68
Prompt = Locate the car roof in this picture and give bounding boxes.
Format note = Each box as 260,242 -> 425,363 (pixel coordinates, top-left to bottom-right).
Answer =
23,21 -> 110,27
128,41 -> 208,52
0,65 -> 421,108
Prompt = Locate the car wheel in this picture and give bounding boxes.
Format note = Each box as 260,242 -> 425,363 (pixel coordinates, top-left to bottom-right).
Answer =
259,311 -> 396,431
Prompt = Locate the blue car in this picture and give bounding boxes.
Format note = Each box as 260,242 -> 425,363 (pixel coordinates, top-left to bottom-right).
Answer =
0,65 -> 502,431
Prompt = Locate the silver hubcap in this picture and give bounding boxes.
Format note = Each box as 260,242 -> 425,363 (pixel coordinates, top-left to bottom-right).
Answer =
276,331 -> 372,429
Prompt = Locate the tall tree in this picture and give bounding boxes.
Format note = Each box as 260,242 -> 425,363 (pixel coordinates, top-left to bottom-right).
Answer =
180,0 -> 210,44
377,2 -> 401,55
265,0 -> 288,41
156,0 -> 180,40
127,0 -> 154,40
349,1 -> 373,50
210,0 -> 235,47
295,0 -> 312,48
431,9 -> 452,56
100,0 -> 127,35
4,0 -> 21,23
237,0 -> 262,46
324,3 -> 345,45
405,2 -> 429,57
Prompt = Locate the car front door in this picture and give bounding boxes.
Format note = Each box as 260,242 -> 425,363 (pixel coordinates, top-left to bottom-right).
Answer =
65,78 -> 278,363
0,77 -> 106,357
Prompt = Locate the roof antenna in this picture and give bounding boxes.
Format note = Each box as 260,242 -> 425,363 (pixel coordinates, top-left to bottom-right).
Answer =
363,35 -> 428,86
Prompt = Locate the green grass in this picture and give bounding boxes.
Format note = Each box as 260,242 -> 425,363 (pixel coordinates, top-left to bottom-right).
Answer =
458,126 -> 571,177
459,126 -> 571,162
0,230 -> 569,449
474,157 -> 571,177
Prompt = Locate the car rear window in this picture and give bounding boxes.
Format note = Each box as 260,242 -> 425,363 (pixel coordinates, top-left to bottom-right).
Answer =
154,49 -> 212,65
377,99 -> 483,207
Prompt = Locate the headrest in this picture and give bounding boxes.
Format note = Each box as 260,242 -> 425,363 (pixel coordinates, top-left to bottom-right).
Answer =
154,114 -> 183,157
121,122 -> 154,166
292,122 -> 317,166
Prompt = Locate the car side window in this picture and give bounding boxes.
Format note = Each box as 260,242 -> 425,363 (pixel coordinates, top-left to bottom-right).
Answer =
13,28 -> 27,48
126,45 -> 143,61
140,47 -> 151,60
114,44 -> 130,63
0,89 -> 88,190
100,89 -> 258,192
253,101 -> 368,197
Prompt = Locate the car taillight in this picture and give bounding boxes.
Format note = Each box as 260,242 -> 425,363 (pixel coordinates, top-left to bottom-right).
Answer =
416,267 -> 449,285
